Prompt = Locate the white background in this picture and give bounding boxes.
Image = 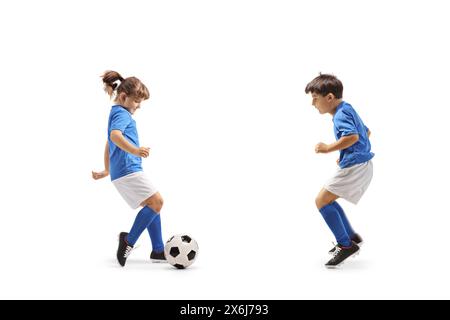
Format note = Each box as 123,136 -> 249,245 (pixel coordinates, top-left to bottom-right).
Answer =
1,0 -> 449,299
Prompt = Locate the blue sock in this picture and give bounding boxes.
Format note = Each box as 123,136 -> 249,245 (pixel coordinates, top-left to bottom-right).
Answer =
127,206 -> 159,246
330,201 -> 356,239
319,203 -> 352,247
147,214 -> 164,253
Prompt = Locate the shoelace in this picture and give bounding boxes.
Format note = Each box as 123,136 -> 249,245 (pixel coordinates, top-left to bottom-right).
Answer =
332,246 -> 342,258
123,244 -> 140,258
124,246 -> 134,258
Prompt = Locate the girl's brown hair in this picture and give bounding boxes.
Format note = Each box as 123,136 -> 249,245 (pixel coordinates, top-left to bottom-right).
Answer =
102,70 -> 150,100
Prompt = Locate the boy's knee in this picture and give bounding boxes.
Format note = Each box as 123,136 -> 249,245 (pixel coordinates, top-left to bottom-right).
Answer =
315,195 -> 330,210
315,196 -> 324,210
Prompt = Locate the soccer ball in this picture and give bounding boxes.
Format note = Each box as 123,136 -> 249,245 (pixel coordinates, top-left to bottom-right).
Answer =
164,234 -> 199,269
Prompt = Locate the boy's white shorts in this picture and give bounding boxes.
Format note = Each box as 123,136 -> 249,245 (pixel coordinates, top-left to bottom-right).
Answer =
324,160 -> 373,205
112,171 -> 158,209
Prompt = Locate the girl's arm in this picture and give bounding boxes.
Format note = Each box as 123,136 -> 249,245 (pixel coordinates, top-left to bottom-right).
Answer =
110,130 -> 150,158
104,141 -> 110,173
92,141 -> 110,180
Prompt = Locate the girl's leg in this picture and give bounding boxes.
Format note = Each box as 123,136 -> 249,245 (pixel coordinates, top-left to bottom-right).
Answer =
147,214 -> 164,253
142,193 -> 165,252
126,193 -> 163,246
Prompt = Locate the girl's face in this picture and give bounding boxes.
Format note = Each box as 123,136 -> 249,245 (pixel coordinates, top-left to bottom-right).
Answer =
118,93 -> 143,114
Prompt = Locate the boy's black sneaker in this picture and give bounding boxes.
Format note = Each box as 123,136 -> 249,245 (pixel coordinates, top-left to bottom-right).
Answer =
150,250 -> 167,263
325,241 -> 360,269
117,232 -> 134,267
329,233 -> 363,255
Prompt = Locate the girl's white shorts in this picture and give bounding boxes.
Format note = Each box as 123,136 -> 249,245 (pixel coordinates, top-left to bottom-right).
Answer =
112,171 -> 158,209
324,160 -> 373,205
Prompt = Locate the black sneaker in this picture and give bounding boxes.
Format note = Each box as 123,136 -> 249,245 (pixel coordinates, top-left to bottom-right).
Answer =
329,233 -> 363,255
325,241 -> 360,269
150,250 -> 167,263
117,232 -> 134,267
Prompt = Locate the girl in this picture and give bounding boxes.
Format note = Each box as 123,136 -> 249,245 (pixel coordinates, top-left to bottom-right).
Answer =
92,70 -> 166,267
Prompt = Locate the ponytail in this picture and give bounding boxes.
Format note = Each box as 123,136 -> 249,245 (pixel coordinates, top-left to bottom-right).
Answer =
102,70 -> 124,97
101,70 -> 150,101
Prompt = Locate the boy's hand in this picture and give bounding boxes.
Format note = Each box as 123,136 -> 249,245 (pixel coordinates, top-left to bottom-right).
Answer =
92,170 -> 109,180
315,142 -> 329,153
336,158 -> 340,165
133,147 -> 150,158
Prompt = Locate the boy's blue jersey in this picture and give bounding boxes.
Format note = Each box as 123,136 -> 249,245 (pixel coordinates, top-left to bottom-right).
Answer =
107,105 -> 143,181
333,101 -> 374,169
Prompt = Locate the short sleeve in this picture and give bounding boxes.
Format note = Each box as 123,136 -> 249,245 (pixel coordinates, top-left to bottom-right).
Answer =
110,109 -> 131,133
335,110 -> 358,137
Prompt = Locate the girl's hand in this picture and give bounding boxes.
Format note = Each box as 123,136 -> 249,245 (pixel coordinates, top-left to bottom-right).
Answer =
133,147 -> 150,158
92,170 -> 109,180
315,142 -> 329,153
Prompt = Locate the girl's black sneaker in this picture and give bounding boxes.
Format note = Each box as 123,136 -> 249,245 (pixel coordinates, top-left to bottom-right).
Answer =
117,232 -> 134,267
150,251 -> 167,263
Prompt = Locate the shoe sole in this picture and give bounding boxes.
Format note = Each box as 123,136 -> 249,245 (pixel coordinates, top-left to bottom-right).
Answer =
118,234 -> 167,264
151,259 -> 168,264
325,250 -> 360,269
328,241 -> 364,255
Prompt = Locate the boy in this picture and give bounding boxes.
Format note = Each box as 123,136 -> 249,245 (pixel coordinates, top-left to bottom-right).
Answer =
305,74 -> 374,268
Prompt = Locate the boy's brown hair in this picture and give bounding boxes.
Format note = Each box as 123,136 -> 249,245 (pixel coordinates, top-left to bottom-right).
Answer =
305,74 -> 343,99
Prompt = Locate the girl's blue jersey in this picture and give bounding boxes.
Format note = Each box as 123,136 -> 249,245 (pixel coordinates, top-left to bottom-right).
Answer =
107,105 -> 143,181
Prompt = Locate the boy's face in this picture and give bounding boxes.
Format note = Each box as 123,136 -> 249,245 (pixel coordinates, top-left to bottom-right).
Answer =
310,92 -> 335,114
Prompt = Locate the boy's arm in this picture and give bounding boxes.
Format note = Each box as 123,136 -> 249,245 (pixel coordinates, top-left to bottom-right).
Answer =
110,130 -> 150,158
364,125 -> 371,138
315,134 -> 359,153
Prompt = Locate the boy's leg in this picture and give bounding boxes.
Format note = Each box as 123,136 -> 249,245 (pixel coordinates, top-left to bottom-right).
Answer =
316,188 -> 352,247
330,201 -> 356,238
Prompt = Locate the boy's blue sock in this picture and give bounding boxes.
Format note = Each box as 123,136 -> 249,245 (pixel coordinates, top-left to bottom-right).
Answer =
127,206 -> 159,246
319,203 -> 352,247
330,201 -> 356,238
147,214 -> 165,253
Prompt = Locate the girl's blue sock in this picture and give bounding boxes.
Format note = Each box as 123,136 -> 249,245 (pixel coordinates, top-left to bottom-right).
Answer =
127,206 -> 159,246
330,201 -> 356,238
319,203 -> 352,247
147,214 -> 165,253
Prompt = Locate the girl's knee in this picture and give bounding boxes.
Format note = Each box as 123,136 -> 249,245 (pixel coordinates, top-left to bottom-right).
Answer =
146,202 -> 162,213
144,193 -> 164,213
154,194 -> 164,210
